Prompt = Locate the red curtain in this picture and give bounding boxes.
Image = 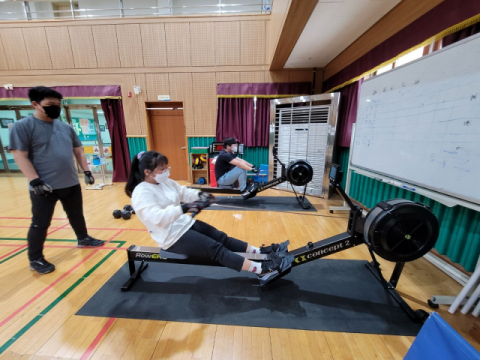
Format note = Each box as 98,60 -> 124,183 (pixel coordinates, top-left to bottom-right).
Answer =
442,22 -> 480,47
101,99 -> 131,182
216,98 -> 255,145
335,79 -> 363,147
323,0 -> 480,91
215,82 -> 311,147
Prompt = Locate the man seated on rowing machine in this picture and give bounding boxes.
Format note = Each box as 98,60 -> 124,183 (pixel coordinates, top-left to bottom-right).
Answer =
125,150 -> 291,282
215,137 -> 259,195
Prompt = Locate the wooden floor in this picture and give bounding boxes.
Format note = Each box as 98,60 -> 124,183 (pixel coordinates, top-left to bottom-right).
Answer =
0,174 -> 478,359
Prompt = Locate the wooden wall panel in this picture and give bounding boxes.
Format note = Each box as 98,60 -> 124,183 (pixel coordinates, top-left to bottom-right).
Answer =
241,21 -> 266,66
190,22 -> 215,67
265,19 -> 271,65
45,26 -> 75,69
169,73 -> 194,135
165,23 -> 191,67
289,70 -> 313,83
192,73 -> 217,135
92,25 -> 121,68
134,73 -> 148,136
0,28 -> 30,70
0,36 -> 8,70
122,74 -> 142,136
22,28 -> 52,70
68,26 -> 98,69
140,23 -> 168,68
216,72 -> 240,84
265,71 -> 290,83
116,24 -> 144,68
215,22 -> 240,66
145,73 -> 170,101
240,71 -> 264,83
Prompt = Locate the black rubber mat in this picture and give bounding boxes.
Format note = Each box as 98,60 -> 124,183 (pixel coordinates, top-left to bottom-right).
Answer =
77,259 -> 422,335
207,196 -> 317,212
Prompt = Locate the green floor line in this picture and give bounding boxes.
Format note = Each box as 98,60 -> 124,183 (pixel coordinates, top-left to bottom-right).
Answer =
0,249 -> 28,265
0,240 -> 125,354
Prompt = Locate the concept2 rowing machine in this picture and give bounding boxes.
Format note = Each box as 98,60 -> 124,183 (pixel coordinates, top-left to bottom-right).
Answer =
123,165 -> 439,322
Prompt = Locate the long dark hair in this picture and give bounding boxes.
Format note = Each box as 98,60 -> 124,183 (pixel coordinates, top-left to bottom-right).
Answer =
125,151 -> 168,197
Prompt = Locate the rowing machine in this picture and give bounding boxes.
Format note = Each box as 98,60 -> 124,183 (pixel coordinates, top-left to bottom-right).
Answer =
190,147 -> 314,209
122,164 -> 439,322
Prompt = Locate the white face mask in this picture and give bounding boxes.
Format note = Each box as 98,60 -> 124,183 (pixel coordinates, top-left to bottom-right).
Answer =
232,145 -> 238,153
153,169 -> 170,184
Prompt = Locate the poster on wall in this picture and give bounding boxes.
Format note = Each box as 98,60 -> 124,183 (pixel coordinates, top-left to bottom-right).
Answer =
0,119 -> 14,129
71,118 -> 97,141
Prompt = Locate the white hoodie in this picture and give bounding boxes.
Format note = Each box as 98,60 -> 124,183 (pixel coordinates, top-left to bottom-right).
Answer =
131,179 -> 201,249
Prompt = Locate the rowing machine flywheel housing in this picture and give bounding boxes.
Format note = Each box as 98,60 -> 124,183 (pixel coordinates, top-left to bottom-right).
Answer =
363,199 -> 439,263
286,160 -> 314,186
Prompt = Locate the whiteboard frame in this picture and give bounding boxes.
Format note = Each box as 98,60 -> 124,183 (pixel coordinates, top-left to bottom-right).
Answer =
351,33 -> 480,210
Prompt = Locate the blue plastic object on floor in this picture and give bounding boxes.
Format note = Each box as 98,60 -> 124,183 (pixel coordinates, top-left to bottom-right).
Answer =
404,312 -> 480,360
253,164 -> 268,184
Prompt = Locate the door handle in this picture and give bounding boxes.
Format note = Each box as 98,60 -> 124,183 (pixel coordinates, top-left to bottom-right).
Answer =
181,147 -> 186,149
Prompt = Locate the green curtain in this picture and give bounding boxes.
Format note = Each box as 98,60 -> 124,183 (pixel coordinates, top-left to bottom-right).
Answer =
127,137 -> 147,161
239,147 -> 269,167
336,147 -> 480,272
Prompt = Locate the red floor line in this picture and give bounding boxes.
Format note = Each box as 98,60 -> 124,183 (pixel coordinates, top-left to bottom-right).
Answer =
80,317 -> 116,360
66,227 -> 147,232
46,223 -> 69,236
0,217 -> 68,221
0,229 -> 124,329
0,225 -> 146,232
0,244 -> 129,251
0,246 -> 27,260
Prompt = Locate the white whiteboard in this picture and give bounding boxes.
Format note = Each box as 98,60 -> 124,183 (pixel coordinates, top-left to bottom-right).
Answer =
352,34 -> 480,205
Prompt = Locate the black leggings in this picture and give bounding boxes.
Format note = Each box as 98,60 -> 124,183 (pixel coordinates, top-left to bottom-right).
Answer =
28,184 -> 88,261
167,220 -> 248,272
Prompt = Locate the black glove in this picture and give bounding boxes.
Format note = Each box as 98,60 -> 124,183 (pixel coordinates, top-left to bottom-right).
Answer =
84,171 -> 95,185
181,202 -> 204,217
199,191 -> 215,204
251,165 -> 259,174
30,178 -> 53,196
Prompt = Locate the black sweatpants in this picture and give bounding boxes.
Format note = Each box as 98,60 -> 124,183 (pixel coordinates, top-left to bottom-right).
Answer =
28,184 -> 88,261
167,220 -> 248,272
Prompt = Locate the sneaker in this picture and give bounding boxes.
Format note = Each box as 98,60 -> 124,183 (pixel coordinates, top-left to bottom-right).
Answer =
78,235 -> 105,248
242,183 -> 258,200
257,254 -> 295,286
259,253 -> 283,276
30,257 -> 55,274
260,240 -> 290,254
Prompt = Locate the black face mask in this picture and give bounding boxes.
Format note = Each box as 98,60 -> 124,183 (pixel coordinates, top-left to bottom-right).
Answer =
42,105 -> 62,119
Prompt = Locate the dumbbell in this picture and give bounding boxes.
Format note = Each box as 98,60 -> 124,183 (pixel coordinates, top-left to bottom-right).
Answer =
121,205 -> 135,220
112,205 -> 135,220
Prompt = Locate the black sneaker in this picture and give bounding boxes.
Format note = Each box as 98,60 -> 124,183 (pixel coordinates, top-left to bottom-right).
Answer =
30,257 -> 55,274
257,253 -> 295,286
242,183 -> 258,200
260,240 -> 290,254
259,253 -> 283,276
78,236 -> 105,248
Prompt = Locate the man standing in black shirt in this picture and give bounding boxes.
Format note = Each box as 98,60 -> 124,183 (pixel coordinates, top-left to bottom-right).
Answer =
214,138 -> 258,191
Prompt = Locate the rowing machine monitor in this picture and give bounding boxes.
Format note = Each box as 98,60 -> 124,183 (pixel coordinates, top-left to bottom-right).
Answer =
329,164 -> 343,186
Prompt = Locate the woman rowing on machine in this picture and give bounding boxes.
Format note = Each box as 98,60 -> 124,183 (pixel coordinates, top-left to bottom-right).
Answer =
125,151 -> 290,280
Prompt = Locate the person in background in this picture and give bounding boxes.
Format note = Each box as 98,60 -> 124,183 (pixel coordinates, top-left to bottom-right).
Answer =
214,137 -> 259,193
9,86 -> 105,275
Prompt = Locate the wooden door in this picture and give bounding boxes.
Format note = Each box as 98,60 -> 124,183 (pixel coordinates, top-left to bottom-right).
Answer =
149,109 -> 188,180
